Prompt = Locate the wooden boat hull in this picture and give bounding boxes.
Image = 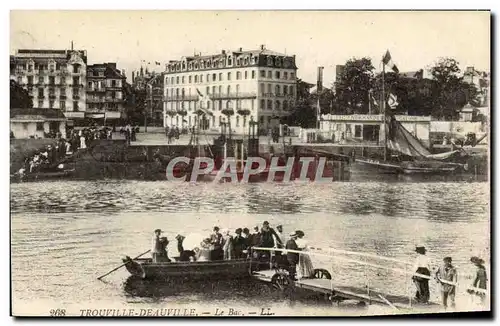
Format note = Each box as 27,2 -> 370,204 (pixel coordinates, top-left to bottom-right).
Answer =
10,169 -> 75,183
123,257 -> 252,281
354,158 -> 403,174
355,158 -> 462,175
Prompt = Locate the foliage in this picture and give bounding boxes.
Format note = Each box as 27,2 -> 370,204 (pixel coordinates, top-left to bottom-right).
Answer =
221,108 -> 235,116
10,80 -> 33,109
124,84 -> 146,124
334,57 -> 375,114
237,109 -> 251,116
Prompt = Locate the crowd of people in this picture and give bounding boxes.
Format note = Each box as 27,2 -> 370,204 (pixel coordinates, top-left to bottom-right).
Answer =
150,221 -> 316,280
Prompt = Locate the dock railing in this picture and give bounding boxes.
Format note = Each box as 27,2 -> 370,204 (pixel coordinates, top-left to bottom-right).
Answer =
250,246 -> 488,308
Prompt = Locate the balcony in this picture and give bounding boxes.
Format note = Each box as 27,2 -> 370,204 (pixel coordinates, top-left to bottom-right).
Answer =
72,84 -> 84,88
49,94 -> 57,99
72,95 -> 80,100
209,92 -> 257,100
105,97 -> 123,103
87,97 -> 104,103
37,95 -> 45,99
261,93 -> 296,99
60,95 -> 67,99
165,95 -> 199,102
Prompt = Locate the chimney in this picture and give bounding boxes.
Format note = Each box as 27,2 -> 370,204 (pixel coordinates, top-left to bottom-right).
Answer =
239,47 -> 242,52
260,44 -> 265,50
122,69 -> 126,78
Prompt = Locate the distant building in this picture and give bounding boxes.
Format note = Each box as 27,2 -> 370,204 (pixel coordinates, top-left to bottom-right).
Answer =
163,45 -> 298,134
10,49 -> 88,118
463,66 -> 490,107
10,108 -> 67,139
86,62 -> 127,122
146,73 -> 165,126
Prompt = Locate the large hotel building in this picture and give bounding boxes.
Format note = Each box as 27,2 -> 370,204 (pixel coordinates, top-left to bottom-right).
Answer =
163,45 -> 298,134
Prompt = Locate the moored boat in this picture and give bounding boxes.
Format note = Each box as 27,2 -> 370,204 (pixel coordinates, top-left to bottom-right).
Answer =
122,256 -> 252,280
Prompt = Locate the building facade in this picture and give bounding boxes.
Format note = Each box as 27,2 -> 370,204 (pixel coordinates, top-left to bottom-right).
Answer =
163,45 -> 298,134
10,49 -> 88,117
146,73 -> 165,126
86,63 -> 127,122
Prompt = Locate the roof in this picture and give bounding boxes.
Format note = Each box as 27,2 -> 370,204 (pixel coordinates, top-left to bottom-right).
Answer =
399,70 -> 424,79
10,108 -> 67,120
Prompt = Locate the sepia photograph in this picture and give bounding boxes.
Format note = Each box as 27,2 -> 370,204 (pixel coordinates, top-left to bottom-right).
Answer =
8,9 -> 491,318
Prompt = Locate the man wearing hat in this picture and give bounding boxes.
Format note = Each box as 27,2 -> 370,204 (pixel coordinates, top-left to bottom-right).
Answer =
469,256 -> 487,304
151,229 -> 163,263
285,232 -> 300,280
435,257 -> 457,309
412,246 -> 432,303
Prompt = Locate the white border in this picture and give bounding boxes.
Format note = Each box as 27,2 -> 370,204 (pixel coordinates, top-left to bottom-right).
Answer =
3,2 -> 497,326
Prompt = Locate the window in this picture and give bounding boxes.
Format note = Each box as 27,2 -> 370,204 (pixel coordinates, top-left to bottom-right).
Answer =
200,75 -> 203,83
275,71 -> 280,79
260,116 -> 264,124
260,84 -> 265,95
212,73 -> 216,81
260,99 -> 265,110
283,85 -> 288,95
206,86 -> 210,94
275,85 -> 280,95
290,73 -> 295,80
236,84 -> 240,94
283,100 -> 288,111
218,86 -> 222,94
206,74 -> 210,82
111,80 -> 116,87
267,100 -> 272,110
73,64 -> 80,73
36,122 -> 44,131
212,116 -> 216,127
267,84 -> 271,94
207,101 -> 211,110
227,85 -> 231,94
251,99 -> 255,111
171,77 -> 175,84
212,86 -> 216,94
176,76 -> 180,84
219,73 -> 223,81
73,101 -> 78,111
267,116 -> 272,124
275,100 -> 281,110
49,100 -> 54,108
60,101 -> 65,109
182,76 -> 185,84
228,57 -> 232,65
243,116 -> 247,127
289,86 -> 294,94
227,72 -> 231,81
38,88 -> 44,97
284,72 -> 288,80
27,76 -> 33,85
60,77 -> 66,85
218,100 -> 222,110
236,116 -> 240,127
260,70 -> 265,78
355,125 -> 362,138
268,71 -> 272,78
38,76 -> 43,84
88,81 -> 92,88
252,70 -> 256,79
37,100 -> 43,108
187,76 -> 191,83
195,75 -> 198,83
236,72 -> 241,80
73,77 -> 79,85
49,76 -> 55,85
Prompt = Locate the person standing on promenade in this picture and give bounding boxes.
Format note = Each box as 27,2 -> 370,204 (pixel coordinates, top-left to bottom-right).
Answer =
412,246 -> 432,303
468,256 -> 487,305
435,257 -> 457,309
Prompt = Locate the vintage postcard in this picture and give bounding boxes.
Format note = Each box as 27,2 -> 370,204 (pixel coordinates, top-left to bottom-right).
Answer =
9,10 -> 490,317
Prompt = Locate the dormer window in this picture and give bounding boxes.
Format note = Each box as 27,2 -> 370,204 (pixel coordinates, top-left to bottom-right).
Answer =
182,62 -> 186,70
228,56 -> 232,65
194,62 -> 199,69
267,56 -> 273,66
188,63 -> 192,70
244,57 -> 249,65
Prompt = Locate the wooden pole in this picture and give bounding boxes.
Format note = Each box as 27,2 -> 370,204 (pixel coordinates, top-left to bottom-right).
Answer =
382,63 -> 387,161
97,249 -> 151,280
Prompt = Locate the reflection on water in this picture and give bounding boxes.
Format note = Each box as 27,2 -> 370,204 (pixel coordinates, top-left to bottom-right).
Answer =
10,180 -> 489,315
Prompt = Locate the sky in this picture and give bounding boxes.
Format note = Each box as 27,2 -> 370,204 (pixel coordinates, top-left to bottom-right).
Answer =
10,10 -> 490,85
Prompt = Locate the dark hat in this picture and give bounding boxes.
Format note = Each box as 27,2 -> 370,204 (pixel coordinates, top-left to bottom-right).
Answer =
289,232 -> 298,237
243,228 -> 249,233
276,224 -> 283,228
415,246 -> 426,254
154,229 -> 162,233
263,221 -> 269,225
213,226 -> 220,231
471,256 -> 484,264
235,228 -> 242,233
443,257 -> 452,262
296,230 -> 305,237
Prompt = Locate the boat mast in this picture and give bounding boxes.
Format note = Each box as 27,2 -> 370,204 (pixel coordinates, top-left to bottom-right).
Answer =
382,59 -> 387,161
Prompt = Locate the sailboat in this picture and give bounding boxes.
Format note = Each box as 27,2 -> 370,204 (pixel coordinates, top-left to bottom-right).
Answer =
354,51 -> 466,175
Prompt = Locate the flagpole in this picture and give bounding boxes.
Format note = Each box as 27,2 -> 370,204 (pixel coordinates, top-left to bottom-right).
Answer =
382,61 -> 387,161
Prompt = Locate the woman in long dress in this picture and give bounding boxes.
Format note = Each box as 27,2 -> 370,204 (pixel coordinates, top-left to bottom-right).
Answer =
295,230 -> 314,279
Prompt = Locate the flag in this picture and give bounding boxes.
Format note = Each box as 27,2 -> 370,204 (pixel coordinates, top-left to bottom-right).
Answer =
198,107 -> 214,116
196,88 -> 204,97
387,93 -> 399,109
382,50 -> 399,73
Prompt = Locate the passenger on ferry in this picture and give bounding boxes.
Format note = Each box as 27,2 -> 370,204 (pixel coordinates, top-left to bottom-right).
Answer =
233,228 -> 247,259
412,246 -> 431,303
210,226 -> 224,261
435,256 -> 457,309
151,229 -> 163,263
296,230 -> 314,279
222,229 -> 234,260
273,225 -> 285,266
158,236 -> 171,262
259,221 -> 282,249
176,234 -> 196,262
196,238 -> 212,262
285,232 -> 300,280
249,226 -> 261,258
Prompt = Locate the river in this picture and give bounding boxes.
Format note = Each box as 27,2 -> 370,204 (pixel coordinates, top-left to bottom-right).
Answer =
10,179 -> 490,316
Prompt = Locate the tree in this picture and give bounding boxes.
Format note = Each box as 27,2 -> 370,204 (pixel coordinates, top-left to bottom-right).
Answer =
334,57 -> 375,114
10,80 -> 32,109
428,57 -> 478,120
124,83 -> 146,124
221,108 -> 234,139
281,79 -> 317,128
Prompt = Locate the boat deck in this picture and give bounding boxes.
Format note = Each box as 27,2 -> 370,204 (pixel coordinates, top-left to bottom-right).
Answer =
252,270 -> 438,310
